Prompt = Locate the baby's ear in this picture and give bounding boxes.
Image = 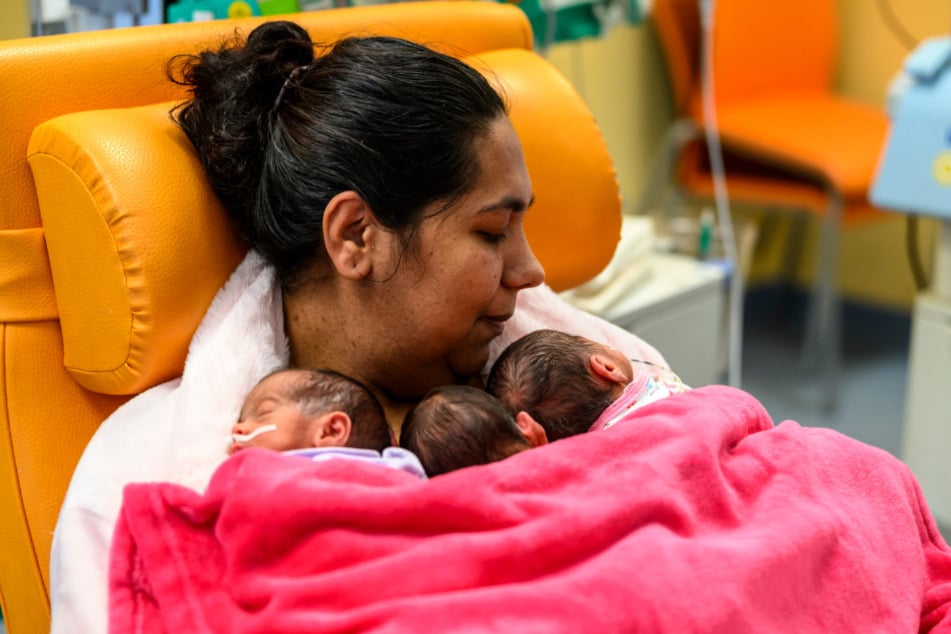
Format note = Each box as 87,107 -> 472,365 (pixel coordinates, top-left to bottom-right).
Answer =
588,353 -> 629,385
311,412 -> 352,448
515,411 -> 548,447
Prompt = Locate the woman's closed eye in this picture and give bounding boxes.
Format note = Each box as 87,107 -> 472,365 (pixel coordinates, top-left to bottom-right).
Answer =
474,207 -> 515,245
478,230 -> 508,244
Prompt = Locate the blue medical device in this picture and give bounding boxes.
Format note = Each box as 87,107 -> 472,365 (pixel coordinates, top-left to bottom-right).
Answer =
869,36 -> 951,530
871,36 -> 951,219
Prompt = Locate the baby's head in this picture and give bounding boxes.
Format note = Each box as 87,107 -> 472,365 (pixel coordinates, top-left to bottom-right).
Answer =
231,368 -> 391,454
399,385 -> 547,477
487,329 -> 633,441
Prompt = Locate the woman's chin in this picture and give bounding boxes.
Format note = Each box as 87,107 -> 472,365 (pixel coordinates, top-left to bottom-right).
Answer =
447,345 -> 492,382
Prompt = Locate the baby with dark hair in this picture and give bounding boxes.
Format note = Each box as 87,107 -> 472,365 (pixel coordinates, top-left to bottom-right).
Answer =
400,329 -> 687,476
232,367 -> 425,477
487,328 -> 636,441
488,329 -> 687,438
399,385 -> 547,477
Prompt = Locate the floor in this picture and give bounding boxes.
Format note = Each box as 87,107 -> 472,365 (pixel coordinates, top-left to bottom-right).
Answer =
740,286 -> 910,459
739,286 -> 948,541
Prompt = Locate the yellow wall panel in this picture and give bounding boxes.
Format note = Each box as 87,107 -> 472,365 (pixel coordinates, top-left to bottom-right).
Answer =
0,0 -> 29,41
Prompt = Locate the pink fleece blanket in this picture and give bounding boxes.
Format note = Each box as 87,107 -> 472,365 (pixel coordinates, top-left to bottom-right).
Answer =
109,385 -> 951,633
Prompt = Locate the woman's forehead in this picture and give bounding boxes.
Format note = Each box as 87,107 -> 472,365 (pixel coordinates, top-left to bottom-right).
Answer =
439,130 -> 533,219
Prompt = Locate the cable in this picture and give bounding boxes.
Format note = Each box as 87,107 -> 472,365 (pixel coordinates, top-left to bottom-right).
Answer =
906,215 -> 931,291
698,0 -> 743,388
32,0 -> 44,36
873,2 -> 929,291
543,0 -> 558,55
874,0 -> 918,52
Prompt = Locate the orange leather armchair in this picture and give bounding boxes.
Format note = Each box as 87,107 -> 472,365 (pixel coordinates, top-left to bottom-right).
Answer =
639,0 -> 890,408
0,3 -> 624,631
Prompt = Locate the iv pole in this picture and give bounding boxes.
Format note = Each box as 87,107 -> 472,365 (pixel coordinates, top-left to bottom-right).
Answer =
699,0 -> 744,388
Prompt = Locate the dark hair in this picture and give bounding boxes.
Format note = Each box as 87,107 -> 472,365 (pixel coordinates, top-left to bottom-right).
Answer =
283,367 -> 391,452
400,385 -> 530,476
169,21 -> 507,290
486,329 -> 617,441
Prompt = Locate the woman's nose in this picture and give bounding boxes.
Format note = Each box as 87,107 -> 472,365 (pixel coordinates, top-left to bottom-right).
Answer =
503,228 -> 545,290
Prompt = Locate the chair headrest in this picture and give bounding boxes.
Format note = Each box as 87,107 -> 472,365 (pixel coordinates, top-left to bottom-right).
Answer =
28,103 -> 246,395
27,48 -> 620,396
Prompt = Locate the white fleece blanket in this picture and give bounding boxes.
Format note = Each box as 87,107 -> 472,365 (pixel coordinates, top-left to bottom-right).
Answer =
49,251 -> 668,634
50,252 -> 288,634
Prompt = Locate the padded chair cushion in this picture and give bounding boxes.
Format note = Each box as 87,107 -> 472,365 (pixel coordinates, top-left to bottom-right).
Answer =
27,104 -> 246,395
27,48 -> 620,396
713,95 -> 888,197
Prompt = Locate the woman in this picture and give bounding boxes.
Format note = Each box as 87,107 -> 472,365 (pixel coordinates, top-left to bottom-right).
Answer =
50,22 -> 664,632
171,21 -> 664,431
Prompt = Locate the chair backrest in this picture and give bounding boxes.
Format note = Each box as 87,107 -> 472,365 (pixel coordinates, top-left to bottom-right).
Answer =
0,4 -> 624,631
711,0 -> 837,107
651,0 -> 702,117
651,0 -> 838,117
648,0 -> 843,212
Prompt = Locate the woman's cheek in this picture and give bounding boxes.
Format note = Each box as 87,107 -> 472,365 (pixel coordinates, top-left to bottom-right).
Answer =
474,245 -> 505,281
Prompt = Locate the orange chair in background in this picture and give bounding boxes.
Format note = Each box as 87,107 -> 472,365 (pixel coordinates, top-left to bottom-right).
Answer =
637,0 -> 890,409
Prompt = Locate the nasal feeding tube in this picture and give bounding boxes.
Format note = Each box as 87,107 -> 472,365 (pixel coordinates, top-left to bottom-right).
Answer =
232,424 -> 277,444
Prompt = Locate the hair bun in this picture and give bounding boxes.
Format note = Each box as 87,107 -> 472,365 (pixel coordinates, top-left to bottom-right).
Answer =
247,20 -> 315,73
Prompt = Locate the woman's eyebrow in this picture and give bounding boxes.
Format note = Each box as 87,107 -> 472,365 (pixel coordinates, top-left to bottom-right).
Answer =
477,194 -> 535,214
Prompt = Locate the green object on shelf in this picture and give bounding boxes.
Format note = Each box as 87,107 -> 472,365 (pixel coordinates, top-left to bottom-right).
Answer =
166,0 -> 262,22
556,4 -> 602,40
501,0 -> 643,47
259,0 -> 300,14
697,208 -> 714,260
623,0 -> 642,24
517,0 -> 600,47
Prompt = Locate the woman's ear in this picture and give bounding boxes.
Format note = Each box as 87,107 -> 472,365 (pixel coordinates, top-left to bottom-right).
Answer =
310,412 -> 352,448
323,191 -> 377,281
515,411 -> 548,447
589,353 -> 629,385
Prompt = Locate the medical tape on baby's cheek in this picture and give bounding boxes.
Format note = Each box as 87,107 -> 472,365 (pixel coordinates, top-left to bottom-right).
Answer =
232,424 -> 278,443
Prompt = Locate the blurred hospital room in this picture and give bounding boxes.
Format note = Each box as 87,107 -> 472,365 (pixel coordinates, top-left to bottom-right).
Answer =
541,0 -> 951,538
3,0 -> 951,628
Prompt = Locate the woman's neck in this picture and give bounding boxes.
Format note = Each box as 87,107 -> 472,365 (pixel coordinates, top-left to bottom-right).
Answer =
282,273 -> 486,439
283,282 -> 417,437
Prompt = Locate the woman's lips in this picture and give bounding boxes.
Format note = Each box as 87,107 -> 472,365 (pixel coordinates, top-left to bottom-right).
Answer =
479,315 -> 510,336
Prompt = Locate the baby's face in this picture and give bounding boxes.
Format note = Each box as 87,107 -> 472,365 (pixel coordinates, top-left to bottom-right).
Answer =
230,371 -> 310,454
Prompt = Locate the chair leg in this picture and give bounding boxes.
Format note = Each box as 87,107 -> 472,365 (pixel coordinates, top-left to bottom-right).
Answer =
801,189 -> 842,411
754,210 -> 808,323
633,119 -> 700,217
780,214 -> 809,289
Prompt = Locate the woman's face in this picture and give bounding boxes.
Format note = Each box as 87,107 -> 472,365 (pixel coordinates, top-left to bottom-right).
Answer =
367,117 -> 545,397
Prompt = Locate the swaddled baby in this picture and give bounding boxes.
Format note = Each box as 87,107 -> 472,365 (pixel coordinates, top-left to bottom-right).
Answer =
400,329 -> 688,475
